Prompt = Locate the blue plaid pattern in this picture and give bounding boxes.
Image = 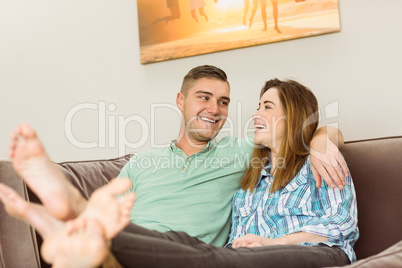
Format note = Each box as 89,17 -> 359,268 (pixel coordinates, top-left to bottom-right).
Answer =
228,156 -> 359,262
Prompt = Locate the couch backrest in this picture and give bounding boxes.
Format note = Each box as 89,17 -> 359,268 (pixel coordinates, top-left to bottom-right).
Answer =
341,136 -> 402,260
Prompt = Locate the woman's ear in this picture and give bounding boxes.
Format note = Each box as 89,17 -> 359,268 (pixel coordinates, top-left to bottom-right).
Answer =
176,92 -> 184,112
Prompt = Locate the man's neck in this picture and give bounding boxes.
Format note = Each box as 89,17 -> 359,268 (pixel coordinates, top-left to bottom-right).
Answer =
175,138 -> 210,156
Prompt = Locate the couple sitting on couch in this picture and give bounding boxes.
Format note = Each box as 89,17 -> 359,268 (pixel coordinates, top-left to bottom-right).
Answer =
0,65 -> 358,268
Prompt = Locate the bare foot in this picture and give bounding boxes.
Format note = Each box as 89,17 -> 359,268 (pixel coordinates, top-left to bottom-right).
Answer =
0,180 -> 130,267
274,26 -> 281,33
80,178 -> 135,239
9,123 -> 86,220
42,218 -> 108,268
0,183 -> 64,237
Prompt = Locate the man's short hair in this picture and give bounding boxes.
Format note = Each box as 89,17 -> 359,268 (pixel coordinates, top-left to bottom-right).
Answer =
180,65 -> 229,96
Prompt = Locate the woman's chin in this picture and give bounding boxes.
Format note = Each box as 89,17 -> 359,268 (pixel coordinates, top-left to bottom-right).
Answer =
253,139 -> 269,148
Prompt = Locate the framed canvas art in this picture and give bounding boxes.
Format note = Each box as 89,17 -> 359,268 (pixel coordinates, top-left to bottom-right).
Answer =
137,0 -> 341,64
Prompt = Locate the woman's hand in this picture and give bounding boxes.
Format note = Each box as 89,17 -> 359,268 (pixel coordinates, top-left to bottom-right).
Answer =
232,232 -> 328,248
232,234 -> 277,248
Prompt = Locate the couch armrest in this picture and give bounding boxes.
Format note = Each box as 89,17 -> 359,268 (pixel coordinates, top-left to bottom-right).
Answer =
0,160 -> 41,268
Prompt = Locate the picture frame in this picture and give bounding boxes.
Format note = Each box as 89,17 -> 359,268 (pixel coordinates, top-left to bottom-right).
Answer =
137,0 -> 341,64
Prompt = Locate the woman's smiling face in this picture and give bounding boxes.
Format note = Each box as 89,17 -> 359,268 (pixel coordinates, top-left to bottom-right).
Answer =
252,87 -> 286,153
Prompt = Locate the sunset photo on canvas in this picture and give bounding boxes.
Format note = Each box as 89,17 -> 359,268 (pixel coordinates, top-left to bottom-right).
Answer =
137,0 -> 340,64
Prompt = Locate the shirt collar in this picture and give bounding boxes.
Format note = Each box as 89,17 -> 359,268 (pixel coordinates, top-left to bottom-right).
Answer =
169,139 -> 216,155
255,162 -> 272,187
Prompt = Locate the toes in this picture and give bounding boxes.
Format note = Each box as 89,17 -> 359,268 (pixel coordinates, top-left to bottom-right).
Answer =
19,123 -> 37,139
118,193 -> 136,210
0,183 -> 17,201
9,131 -> 18,142
105,178 -> 132,196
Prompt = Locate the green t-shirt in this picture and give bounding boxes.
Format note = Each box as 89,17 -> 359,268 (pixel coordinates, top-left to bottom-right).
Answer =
118,135 -> 253,246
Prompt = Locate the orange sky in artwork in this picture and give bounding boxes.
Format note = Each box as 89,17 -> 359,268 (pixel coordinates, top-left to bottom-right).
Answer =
137,0 -> 311,46
214,0 -> 243,9
137,0 -> 260,45
137,0 -> 341,65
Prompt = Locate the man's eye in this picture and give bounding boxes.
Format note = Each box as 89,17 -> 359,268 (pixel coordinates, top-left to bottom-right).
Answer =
220,101 -> 228,106
200,96 -> 208,100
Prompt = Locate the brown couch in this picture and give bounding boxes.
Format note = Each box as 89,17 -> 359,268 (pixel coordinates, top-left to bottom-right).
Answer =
1,136 -> 402,268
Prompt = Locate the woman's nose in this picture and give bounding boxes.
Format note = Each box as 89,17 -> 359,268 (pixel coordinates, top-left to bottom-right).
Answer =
252,109 -> 261,119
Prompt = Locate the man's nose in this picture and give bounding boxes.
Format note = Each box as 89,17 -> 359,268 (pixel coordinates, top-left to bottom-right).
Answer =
206,101 -> 219,114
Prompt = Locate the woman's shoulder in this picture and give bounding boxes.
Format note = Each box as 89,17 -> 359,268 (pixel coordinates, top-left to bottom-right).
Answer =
281,156 -> 316,191
297,155 -> 313,179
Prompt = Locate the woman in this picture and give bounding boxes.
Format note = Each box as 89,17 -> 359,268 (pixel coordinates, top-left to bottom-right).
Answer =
228,79 -> 358,258
0,79 -> 358,268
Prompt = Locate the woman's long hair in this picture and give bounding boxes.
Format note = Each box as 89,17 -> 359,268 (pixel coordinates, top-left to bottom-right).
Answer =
240,79 -> 319,193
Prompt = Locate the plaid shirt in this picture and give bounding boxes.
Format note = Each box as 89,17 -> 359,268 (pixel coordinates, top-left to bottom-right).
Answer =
228,156 -> 359,262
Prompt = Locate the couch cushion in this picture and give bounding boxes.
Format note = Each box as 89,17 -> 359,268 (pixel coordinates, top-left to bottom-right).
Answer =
27,154 -> 133,203
58,154 -> 132,199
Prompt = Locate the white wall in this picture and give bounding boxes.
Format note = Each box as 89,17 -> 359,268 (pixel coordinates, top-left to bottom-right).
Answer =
1,0 -> 401,162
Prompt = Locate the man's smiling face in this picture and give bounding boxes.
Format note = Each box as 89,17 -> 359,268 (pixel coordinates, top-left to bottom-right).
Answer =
177,77 -> 230,144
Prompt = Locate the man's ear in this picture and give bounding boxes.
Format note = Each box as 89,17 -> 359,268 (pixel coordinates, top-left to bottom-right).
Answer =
176,92 -> 184,112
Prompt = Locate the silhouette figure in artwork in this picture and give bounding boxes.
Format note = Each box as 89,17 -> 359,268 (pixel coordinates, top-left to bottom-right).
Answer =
271,0 -> 280,33
270,0 -> 307,33
271,0 -> 306,33
153,0 -> 181,25
249,0 -> 268,31
248,0 -> 282,33
190,0 -> 208,22
243,0 -> 250,25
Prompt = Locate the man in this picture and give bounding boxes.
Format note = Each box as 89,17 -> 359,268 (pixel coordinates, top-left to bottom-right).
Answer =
1,65 -> 348,266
